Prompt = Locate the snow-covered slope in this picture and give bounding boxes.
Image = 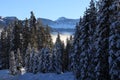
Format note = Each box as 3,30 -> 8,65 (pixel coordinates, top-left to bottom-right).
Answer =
0,70 -> 75,80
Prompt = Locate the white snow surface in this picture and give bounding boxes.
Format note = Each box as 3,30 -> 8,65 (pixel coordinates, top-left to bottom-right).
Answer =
0,70 -> 75,80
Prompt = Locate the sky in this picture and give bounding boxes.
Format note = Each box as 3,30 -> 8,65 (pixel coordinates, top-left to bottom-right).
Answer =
0,0 -> 91,20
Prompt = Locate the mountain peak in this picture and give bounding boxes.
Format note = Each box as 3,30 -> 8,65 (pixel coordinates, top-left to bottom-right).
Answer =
56,17 -> 67,21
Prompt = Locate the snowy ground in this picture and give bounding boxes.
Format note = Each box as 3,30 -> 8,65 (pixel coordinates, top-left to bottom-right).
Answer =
0,70 -> 75,80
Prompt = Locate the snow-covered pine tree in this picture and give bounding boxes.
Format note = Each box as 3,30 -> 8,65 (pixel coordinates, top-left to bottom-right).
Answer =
69,18 -> 82,74
9,51 -> 17,75
40,47 -> 51,73
30,11 -> 38,49
23,18 -> 30,54
40,48 -> 45,73
0,29 -> 6,69
37,49 -> 42,72
25,43 -> 32,72
109,0 -> 120,79
52,47 -> 58,72
0,28 -> 9,69
73,17 -> 84,79
16,48 -> 23,70
76,8 -> 90,80
94,0 -> 112,79
28,48 -> 34,73
32,48 -> 39,74
48,52 -> 53,72
53,33 -> 64,73
86,0 -> 97,79
5,25 -> 13,69
69,18 -> 82,79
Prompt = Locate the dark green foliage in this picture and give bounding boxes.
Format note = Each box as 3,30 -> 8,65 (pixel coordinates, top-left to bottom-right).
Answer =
0,29 -> 9,69
109,0 -> 120,79
12,21 -> 23,52
0,11 -> 53,71
52,33 -> 64,73
72,0 -> 119,80
65,36 -> 73,71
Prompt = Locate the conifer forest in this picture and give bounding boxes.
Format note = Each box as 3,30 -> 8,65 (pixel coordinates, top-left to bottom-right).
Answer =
0,0 -> 120,80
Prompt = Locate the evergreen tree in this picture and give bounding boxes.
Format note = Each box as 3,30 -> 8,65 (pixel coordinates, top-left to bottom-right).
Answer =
30,11 -> 38,49
76,9 -> 90,80
53,33 -> 64,73
73,1 -> 97,78
30,11 -> 36,29
12,21 -> 23,52
65,36 -> 73,71
48,53 -> 53,72
23,18 -> 30,54
0,28 -> 9,69
39,47 -> 51,73
16,48 -> 23,70
109,0 -> 120,79
52,47 -> 58,72
72,22 -> 83,79
69,21 -> 81,73
25,43 -> 32,72
85,0 -> 97,79
36,21 -> 46,49
44,26 -> 53,49
32,48 -> 39,74
28,48 -> 34,73
94,0 -> 112,79
9,51 -> 17,75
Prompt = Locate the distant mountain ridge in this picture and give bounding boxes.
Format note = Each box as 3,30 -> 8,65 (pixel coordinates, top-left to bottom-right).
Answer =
0,16 -> 79,29
0,16 -> 18,28
38,17 -> 79,29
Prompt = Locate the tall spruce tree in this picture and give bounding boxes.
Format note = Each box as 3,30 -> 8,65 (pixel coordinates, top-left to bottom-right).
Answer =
65,36 -> 73,71
86,0 -> 97,79
76,9 -> 90,80
9,51 -> 17,75
52,47 -> 58,72
16,48 -> 23,70
40,47 -> 51,73
32,48 -> 39,74
69,20 -> 81,74
25,43 -> 32,72
0,28 -> 10,69
73,20 -> 81,79
12,21 -> 23,52
36,21 -> 45,49
44,26 -> 53,49
53,33 -> 64,73
94,0 -> 112,79
30,11 -> 38,49
109,0 -> 120,79
23,18 -> 30,53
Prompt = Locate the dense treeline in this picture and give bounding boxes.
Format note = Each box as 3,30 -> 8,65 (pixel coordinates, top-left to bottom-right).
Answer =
71,0 -> 120,80
0,0 -> 120,80
0,11 -> 68,74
